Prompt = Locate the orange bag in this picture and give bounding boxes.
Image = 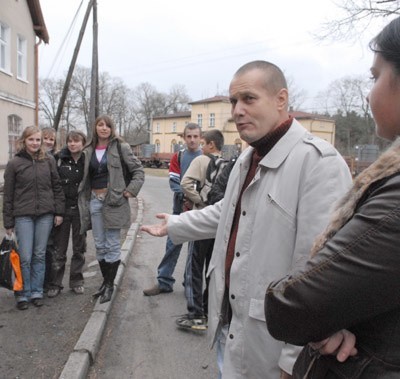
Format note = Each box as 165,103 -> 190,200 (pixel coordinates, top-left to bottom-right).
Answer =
0,235 -> 23,291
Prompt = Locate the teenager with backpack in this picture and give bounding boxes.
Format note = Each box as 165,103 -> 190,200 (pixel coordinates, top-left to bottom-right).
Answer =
177,129 -> 230,330
143,123 -> 202,296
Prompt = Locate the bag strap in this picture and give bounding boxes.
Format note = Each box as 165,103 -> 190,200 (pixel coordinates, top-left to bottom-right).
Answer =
117,140 -> 129,180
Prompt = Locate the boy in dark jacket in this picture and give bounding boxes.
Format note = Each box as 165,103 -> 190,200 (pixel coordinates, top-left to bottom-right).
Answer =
48,131 -> 87,297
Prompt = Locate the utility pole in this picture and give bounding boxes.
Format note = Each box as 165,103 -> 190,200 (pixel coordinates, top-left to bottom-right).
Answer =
88,0 -> 99,139
52,0 -> 94,131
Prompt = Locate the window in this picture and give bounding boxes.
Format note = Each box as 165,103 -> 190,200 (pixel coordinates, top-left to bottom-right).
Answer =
171,139 -> 177,153
155,139 -> 160,153
209,113 -> 215,127
17,35 -> 27,80
172,122 -> 177,133
0,22 -> 10,72
156,123 -> 160,133
197,114 -> 203,127
8,115 -> 22,159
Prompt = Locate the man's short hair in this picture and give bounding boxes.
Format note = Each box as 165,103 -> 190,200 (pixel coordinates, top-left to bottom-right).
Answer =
203,129 -> 224,151
183,122 -> 201,137
234,60 -> 288,95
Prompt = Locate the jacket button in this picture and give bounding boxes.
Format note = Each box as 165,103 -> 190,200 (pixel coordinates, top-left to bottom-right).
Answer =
231,294 -> 235,300
242,210 -> 246,216
229,334 -> 234,339
236,252 -> 240,257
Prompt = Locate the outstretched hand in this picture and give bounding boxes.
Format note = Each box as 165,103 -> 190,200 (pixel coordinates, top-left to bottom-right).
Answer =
309,329 -> 357,362
140,213 -> 170,237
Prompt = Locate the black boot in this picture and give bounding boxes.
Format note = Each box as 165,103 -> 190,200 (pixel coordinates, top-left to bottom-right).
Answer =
100,260 -> 120,304
93,260 -> 107,298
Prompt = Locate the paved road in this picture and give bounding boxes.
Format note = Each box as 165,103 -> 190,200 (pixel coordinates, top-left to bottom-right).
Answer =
0,198 -> 137,379
88,174 -> 219,379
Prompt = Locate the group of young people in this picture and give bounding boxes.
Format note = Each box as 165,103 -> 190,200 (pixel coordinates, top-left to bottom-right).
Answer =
141,16 -> 400,379
3,115 -> 144,311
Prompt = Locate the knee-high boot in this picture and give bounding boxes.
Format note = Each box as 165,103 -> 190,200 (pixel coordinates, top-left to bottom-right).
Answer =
93,259 -> 107,298
100,260 -> 120,304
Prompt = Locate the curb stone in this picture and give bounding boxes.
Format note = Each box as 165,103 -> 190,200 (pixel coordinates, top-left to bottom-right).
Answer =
59,197 -> 144,379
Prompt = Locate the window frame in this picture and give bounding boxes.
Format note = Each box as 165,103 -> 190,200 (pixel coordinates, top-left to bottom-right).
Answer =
0,22 -> 11,73
17,34 -> 27,80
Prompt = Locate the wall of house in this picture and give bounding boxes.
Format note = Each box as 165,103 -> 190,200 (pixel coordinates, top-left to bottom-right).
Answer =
151,102 -> 336,157
297,119 -> 336,144
190,101 -> 231,131
0,0 -> 37,166
152,117 -> 188,153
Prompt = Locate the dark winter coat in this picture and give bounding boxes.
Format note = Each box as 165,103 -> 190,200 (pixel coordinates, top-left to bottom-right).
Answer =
55,147 -> 84,208
266,138 -> 400,378
3,150 -> 65,229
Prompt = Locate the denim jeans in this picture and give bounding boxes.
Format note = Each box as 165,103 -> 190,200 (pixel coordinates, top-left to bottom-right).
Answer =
156,236 -> 183,291
14,214 -> 54,302
184,238 -> 214,317
90,196 -> 121,263
216,324 -> 229,379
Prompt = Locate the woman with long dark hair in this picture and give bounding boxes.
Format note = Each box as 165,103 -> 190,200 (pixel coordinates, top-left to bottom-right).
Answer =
266,16 -> 400,378
78,115 -> 144,303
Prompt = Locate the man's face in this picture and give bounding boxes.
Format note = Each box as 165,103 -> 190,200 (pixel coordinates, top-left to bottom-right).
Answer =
201,139 -> 211,154
183,128 -> 201,152
229,69 -> 286,144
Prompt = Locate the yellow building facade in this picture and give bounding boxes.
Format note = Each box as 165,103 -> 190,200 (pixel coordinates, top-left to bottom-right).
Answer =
151,96 -> 336,155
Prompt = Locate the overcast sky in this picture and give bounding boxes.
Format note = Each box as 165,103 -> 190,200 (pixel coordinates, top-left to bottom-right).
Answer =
38,0 -> 386,112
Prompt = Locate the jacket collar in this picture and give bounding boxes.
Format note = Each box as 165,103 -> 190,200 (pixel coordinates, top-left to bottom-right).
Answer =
237,119 -> 307,169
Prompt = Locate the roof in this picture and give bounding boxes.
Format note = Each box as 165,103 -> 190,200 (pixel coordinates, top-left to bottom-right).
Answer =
289,110 -> 334,122
27,0 -> 49,44
189,95 -> 230,105
152,111 -> 191,120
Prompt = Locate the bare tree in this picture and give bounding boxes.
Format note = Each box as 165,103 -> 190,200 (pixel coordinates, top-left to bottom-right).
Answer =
316,0 -> 400,41
39,65 -> 191,144
316,75 -> 375,154
286,76 -> 308,110
39,78 -> 77,132
69,65 -> 92,134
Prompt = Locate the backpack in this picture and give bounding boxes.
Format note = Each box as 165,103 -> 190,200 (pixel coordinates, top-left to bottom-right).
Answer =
198,154 -> 229,205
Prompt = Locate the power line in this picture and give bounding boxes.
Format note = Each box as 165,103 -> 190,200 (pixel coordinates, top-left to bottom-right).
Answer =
45,0 -> 85,78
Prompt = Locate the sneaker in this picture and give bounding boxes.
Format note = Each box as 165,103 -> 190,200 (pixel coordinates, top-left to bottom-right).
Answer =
16,301 -> 29,310
31,298 -> 44,307
143,284 -> 172,296
47,288 -> 61,298
71,286 -> 84,295
176,314 -> 207,331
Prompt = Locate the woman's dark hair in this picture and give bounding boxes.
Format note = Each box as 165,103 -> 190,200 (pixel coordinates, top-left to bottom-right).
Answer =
88,114 -> 122,148
370,16 -> 400,74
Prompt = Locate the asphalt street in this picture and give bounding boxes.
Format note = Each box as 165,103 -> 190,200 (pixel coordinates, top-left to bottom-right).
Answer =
0,172 -> 218,379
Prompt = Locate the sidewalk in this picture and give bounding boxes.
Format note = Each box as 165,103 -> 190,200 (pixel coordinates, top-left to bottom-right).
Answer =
0,197 -> 143,379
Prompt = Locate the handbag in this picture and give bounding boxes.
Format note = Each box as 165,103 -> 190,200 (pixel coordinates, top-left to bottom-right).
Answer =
0,233 -> 23,291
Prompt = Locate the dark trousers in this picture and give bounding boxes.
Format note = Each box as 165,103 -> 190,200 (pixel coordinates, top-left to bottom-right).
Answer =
49,207 -> 86,289
184,238 -> 215,317
43,228 -> 55,290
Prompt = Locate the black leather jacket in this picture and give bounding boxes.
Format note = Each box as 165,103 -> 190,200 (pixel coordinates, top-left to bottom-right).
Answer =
265,172 -> 400,378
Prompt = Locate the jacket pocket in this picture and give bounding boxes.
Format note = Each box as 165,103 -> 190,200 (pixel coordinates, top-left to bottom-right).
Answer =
107,189 -> 126,207
266,193 -> 295,228
248,298 -> 266,322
